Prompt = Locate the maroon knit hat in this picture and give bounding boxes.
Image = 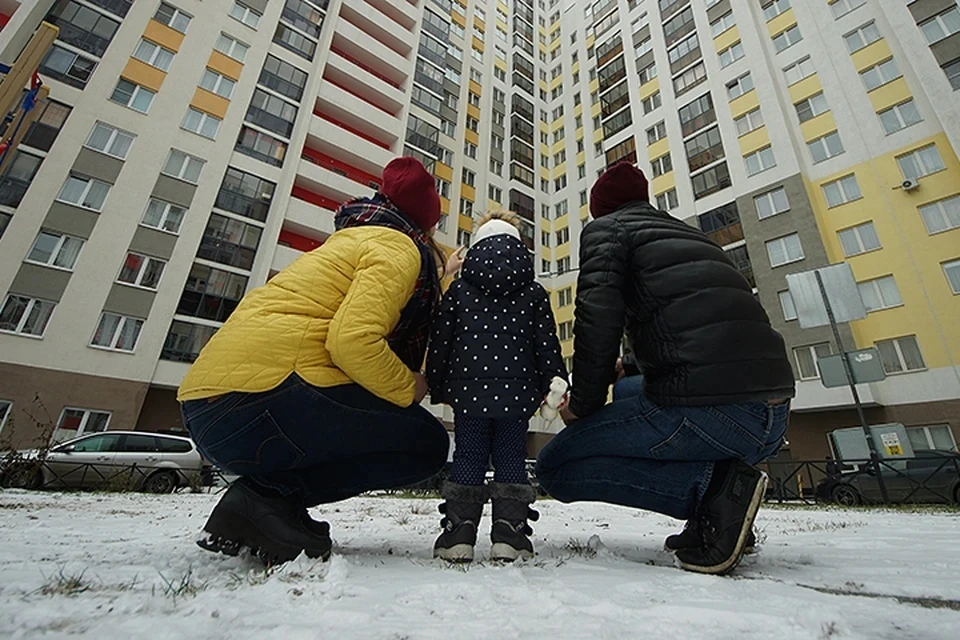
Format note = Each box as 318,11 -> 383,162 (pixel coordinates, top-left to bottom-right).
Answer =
381,157 -> 442,231
589,161 -> 650,218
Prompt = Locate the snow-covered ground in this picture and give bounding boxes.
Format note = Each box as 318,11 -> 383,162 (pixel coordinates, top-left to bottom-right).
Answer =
1,490 -> 958,640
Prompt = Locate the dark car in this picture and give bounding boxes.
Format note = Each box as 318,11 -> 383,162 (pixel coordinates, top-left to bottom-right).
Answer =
816,450 -> 960,506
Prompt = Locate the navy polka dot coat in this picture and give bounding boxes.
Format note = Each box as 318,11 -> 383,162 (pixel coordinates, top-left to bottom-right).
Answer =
427,234 -> 567,419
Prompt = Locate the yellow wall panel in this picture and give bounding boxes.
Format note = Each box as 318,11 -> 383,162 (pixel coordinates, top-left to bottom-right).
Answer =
191,88 -> 229,119
651,173 -> 676,194
468,79 -> 482,96
738,127 -> 771,155
868,77 -> 912,112
434,163 -> 453,182
647,137 -> 670,157
729,89 -> 760,118
467,103 -> 481,120
143,19 -> 185,52
461,184 -> 476,201
787,74 -> 824,103
639,77 -> 660,100
766,9 -> 797,37
458,214 -> 473,230
207,50 -> 243,80
799,112 -> 838,143
713,25 -> 740,52
452,11 -> 466,27
120,58 -> 166,92
850,39 -> 893,72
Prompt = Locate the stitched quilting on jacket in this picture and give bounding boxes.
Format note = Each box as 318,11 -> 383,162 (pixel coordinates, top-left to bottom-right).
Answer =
427,235 -> 567,419
569,201 -> 796,417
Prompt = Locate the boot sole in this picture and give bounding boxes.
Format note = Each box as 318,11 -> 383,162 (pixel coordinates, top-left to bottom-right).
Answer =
198,505 -> 331,566
434,543 -> 475,563
491,542 -> 533,562
678,472 -> 768,576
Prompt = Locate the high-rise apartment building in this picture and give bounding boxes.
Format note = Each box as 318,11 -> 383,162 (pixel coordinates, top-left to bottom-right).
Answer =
0,0 -> 957,460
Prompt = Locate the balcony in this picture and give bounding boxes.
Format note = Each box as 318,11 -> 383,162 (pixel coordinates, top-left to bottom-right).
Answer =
306,118 -> 392,176
301,145 -> 382,190
315,85 -> 398,149
330,21 -> 409,89
363,0 -> 416,31
0,176 -> 30,208
271,243 -> 302,273
297,157 -> 374,204
339,0 -> 412,56
286,192 -> 336,238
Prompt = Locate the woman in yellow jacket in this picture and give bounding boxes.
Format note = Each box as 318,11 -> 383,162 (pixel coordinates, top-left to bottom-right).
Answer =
179,157 -> 455,566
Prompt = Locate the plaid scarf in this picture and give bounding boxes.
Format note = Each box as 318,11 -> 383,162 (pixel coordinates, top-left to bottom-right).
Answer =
335,194 -> 440,371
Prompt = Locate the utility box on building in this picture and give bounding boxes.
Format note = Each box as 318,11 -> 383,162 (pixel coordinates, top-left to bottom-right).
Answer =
830,423 -> 915,462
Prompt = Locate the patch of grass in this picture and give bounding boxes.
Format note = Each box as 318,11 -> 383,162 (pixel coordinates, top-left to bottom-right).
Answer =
410,502 -> 434,515
563,538 -> 597,559
156,568 -> 207,602
820,621 -> 841,639
391,512 -> 411,526
39,567 -> 92,597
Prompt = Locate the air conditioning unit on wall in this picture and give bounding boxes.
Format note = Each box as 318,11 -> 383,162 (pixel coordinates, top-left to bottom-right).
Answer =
901,178 -> 920,192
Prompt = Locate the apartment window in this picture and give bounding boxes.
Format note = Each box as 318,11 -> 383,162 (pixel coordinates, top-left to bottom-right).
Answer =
644,121 -> 666,146
897,145 -> 945,180
795,92 -> 829,123
859,58 -> 901,92
236,126 -> 287,166
118,252 -> 165,290
919,6 -> 960,45
943,259 -> 960,294
639,61 -> 658,84
162,321 -> 217,363
464,142 -> 478,159
57,175 -> 110,211
178,263 -> 249,322
691,162 -> 731,199
793,343 -> 831,380
0,295 -> 56,336
22,99 -> 71,152
555,175 -> 568,190
651,153 -> 673,177
718,41 -> 744,68
555,201 -> 569,217
556,227 -> 570,245
274,23 -> 316,60
488,185 -> 502,201
182,108 -> 222,139
558,287 -> 573,307
838,221 -> 881,257
490,158 -> 503,175
808,131 -> 844,163
91,313 -> 143,352
0,151 -> 43,208
673,62 -> 707,96
216,167 -> 276,223
558,321 -> 573,341
466,116 -> 479,132
39,44 -> 97,89
844,21 -> 881,53
765,233 -> 804,267
763,0 -> 791,21
656,188 -> 679,211
133,39 -> 174,71
878,100 -> 922,135
734,108 -> 764,136
110,79 -> 155,113
772,25 -> 802,53
557,256 -> 571,274
198,214 -> 262,270
0,213 -> 8,239
200,68 -> 236,99
830,0 -> 865,20
154,2 -> 192,32
495,67 -> 506,81
726,74 -> 754,100
858,276 -> 902,312
0,400 -> 10,433
822,174 -> 862,208
26,231 -> 84,270
459,199 -> 473,216
745,146 -> 776,176
907,424 -> 957,452
457,229 -> 472,247
247,89 -> 298,138
142,199 -> 186,234
642,91 -> 661,114
943,58 -> 960,90
541,231 -> 551,247
230,1 -> 261,28
215,33 -> 249,62
875,336 -> 925,374
755,187 -> 789,220
462,168 -> 476,187
783,55 -> 815,85
778,290 -> 798,321
163,149 -> 205,184
919,195 -> 960,235
710,12 -> 736,37
56,408 -> 111,439
85,122 -> 134,159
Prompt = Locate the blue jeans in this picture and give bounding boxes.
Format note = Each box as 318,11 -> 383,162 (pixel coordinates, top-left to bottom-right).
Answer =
535,376 -> 788,520
448,417 -> 529,486
181,375 -> 450,507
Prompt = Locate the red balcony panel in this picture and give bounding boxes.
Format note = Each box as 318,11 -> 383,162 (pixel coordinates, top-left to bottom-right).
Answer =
313,108 -> 390,150
301,147 -> 382,190
322,75 -> 396,116
329,45 -> 401,89
278,229 -> 324,253
0,13 -> 11,28
291,186 -> 341,211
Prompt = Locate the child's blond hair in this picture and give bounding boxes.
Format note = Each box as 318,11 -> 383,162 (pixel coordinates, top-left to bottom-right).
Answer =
475,210 -> 522,231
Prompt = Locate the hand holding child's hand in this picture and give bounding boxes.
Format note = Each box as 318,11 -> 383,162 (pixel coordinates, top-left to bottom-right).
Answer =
559,397 -> 578,425
615,358 -> 626,382
413,372 -> 429,404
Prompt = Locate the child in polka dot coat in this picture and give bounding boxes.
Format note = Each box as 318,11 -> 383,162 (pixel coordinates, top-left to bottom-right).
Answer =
427,211 -> 566,563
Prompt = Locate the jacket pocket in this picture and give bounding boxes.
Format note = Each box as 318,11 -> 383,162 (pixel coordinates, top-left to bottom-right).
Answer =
202,410 -> 305,476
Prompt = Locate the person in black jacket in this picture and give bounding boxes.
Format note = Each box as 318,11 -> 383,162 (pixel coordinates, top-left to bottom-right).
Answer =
428,211 -> 566,563
535,162 -> 796,576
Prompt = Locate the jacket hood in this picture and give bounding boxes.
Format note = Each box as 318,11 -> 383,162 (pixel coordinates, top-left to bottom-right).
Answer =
461,234 -> 534,295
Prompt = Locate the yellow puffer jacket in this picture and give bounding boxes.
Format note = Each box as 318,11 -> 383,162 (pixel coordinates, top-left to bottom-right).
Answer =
177,225 -> 421,407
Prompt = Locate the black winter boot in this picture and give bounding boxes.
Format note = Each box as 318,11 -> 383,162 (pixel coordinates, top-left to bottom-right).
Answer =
433,482 -> 488,563
197,479 -> 332,566
489,482 -> 539,562
665,521 -> 757,555
676,460 -> 768,575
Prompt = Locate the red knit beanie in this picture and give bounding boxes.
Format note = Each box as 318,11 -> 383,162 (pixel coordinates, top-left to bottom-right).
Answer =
381,157 -> 442,231
589,161 -> 650,218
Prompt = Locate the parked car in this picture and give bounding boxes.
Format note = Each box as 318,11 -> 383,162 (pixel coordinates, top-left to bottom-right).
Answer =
815,450 -> 960,506
0,431 -> 209,493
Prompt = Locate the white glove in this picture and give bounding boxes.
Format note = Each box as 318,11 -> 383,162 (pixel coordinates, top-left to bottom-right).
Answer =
540,376 -> 569,421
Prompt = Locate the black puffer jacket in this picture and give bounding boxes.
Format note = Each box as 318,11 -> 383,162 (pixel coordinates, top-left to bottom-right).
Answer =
569,201 -> 795,418
427,234 -> 566,419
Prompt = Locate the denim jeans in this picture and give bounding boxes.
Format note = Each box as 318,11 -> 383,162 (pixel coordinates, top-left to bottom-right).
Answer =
535,376 -> 788,520
448,417 -> 529,486
181,374 -> 450,507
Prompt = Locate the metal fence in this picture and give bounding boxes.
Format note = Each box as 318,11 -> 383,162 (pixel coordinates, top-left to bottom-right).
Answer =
0,457 -> 210,494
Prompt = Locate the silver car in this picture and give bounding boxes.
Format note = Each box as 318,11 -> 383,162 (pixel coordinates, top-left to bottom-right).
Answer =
1,431 -> 207,493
